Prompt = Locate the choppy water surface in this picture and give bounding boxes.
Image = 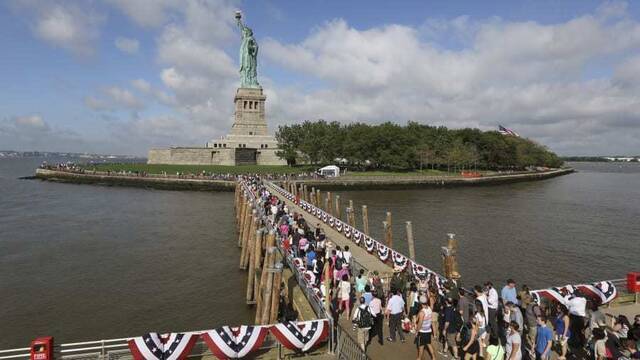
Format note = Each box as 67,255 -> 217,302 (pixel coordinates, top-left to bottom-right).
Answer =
1,159 -> 639,348
0,157 -> 251,348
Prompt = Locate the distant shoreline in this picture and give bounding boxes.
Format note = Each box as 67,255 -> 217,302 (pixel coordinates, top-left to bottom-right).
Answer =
33,167 -> 574,191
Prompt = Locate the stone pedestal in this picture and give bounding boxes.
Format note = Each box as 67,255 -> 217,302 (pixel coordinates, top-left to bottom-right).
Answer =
147,86 -> 286,166
231,88 -> 267,136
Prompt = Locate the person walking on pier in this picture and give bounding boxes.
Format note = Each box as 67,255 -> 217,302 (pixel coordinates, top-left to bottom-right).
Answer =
368,289 -> 384,346
352,296 -> 374,351
415,295 -> 436,360
535,315 -> 553,360
506,321 -> 523,360
386,288 -> 406,343
485,281 -> 499,340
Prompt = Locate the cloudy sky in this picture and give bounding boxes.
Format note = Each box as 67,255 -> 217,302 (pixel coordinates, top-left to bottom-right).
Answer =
1,0 -> 639,156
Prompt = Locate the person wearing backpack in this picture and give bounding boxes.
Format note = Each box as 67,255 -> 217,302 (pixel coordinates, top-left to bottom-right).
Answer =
352,296 -> 374,351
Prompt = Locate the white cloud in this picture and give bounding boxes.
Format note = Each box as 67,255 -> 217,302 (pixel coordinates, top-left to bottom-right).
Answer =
0,115 -> 90,152
14,115 -> 48,129
105,0 -> 177,28
85,86 -> 144,112
114,37 -> 139,54
13,0 -> 105,56
261,8 -> 640,155
131,79 -> 151,93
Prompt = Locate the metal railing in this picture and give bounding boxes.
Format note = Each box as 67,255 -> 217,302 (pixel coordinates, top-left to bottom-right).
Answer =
0,333 -> 285,360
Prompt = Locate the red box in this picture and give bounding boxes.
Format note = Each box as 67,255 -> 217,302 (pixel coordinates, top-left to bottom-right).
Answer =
30,337 -> 53,360
627,272 -> 640,293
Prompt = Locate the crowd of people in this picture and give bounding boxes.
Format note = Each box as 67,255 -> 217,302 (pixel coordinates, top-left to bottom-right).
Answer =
41,162 -> 325,181
245,177 -> 640,360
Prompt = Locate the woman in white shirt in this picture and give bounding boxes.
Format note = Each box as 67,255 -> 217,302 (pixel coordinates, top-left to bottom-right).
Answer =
506,321 -> 522,360
474,303 -> 488,358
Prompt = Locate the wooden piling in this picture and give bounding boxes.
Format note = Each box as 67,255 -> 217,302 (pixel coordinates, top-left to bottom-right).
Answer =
253,226 -> 264,299
348,207 -> 356,227
316,189 -> 321,208
406,221 -> 415,260
310,187 -> 316,206
324,196 -> 329,213
362,205 -> 369,235
386,211 -> 393,248
260,251 -> 277,323
269,260 -> 283,324
327,192 -> 333,215
303,185 -> 308,202
246,228 -> 262,304
335,195 -> 341,219
256,230 -> 276,324
240,211 -> 256,269
237,196 -> 248,247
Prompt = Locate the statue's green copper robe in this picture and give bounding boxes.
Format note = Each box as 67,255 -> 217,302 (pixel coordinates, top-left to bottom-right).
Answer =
239,25 -> 259,88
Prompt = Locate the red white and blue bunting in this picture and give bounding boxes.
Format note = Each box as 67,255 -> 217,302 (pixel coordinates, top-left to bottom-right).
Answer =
531,281 -> 617,305
352,230 -> 362,245
376,244 -> 389,262
128,333 -> 198,360
411,261 -> 428,280
391,251 -> 408,272
364,236 -> 375,252
344,226 -> 352,239
270,320 -> 329,352
202,326 -> 269,360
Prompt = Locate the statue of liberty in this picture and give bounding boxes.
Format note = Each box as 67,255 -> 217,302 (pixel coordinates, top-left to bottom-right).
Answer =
235,11 -> 260,88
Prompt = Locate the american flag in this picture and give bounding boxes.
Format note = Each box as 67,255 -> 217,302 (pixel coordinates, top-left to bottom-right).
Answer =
498,125 -> 520,137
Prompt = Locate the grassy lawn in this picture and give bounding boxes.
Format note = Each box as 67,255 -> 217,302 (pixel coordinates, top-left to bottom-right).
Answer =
84,163 -> 314,175
344,169 -> 496,177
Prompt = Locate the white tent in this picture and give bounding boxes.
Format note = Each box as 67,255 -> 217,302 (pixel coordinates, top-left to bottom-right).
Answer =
318,165 -> 340,177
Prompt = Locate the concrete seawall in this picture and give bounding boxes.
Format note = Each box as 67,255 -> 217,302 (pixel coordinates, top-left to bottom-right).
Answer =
34,167 -> 574,191
34,168 -> 237,191
293,167 -> 575,190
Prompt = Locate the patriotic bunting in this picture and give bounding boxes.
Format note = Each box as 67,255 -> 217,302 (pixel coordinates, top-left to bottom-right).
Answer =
202,326 -> 269,360
352,230 -> 362,244
322,213 -> 328,222
270,320 -> 329,352
293,258 -> 305,271
303,270 -> 316,286
128,333 -> 198,360
364,236 -> 375,252
328,218 -> 334,227
344,226 -> 351,239
335,221 -> 343,233
377,244 -> 389,262
531,281 -> 617,305
411,261 -> 428,280
391,251 -> 408,271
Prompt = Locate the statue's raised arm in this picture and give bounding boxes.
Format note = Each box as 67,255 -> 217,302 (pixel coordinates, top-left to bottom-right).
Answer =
235,11 -> 260,89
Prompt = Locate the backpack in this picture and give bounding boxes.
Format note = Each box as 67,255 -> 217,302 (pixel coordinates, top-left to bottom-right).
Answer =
459,323 -> 471,345
357,307 -> 374,328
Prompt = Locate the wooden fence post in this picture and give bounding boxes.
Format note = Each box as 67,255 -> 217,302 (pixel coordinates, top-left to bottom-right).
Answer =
335,195 -> 341,220
384,211 -> 393,248
362,205 -> 369,235
406,221 -> 415,260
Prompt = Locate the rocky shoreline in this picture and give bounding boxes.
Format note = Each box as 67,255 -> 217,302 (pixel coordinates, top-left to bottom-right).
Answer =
33,167 -> 574,191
